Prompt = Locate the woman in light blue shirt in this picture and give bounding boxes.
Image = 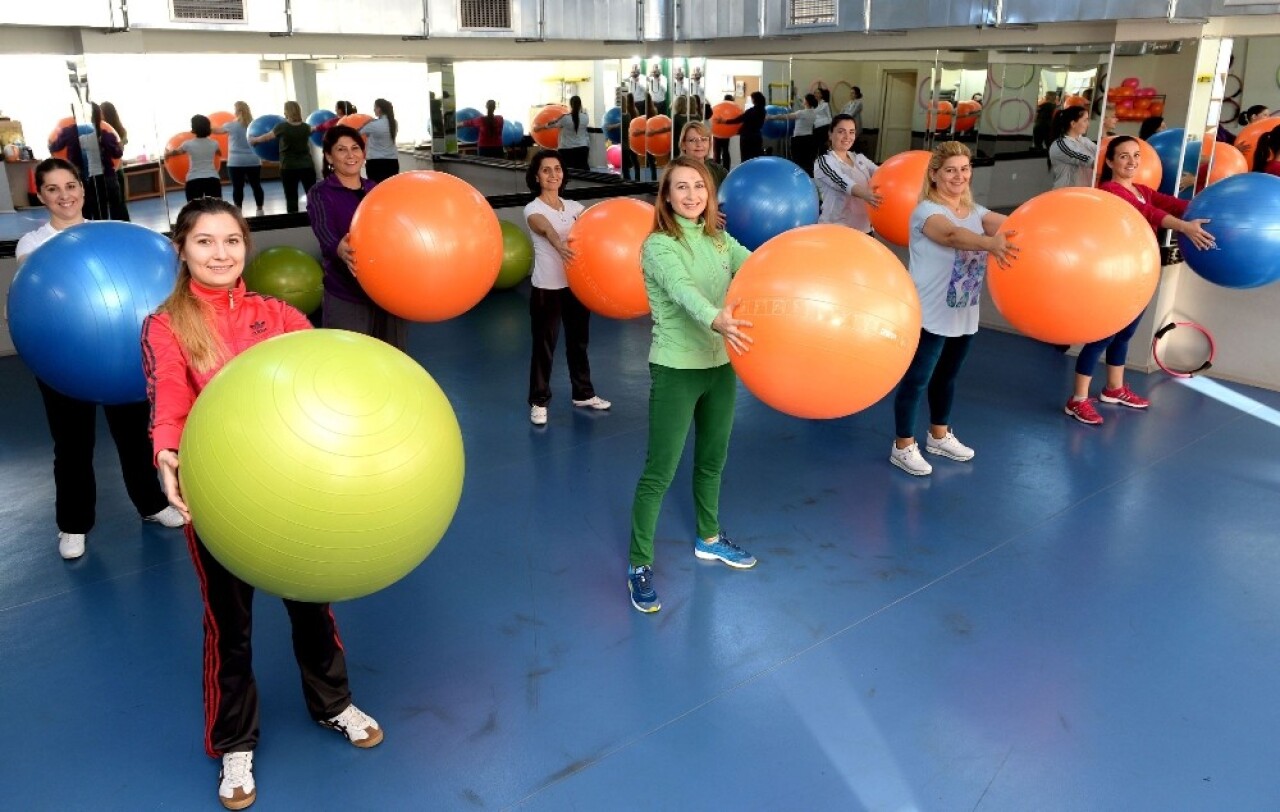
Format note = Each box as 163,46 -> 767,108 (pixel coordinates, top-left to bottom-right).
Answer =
360,98 -> 400,183
213,101 -> 265,214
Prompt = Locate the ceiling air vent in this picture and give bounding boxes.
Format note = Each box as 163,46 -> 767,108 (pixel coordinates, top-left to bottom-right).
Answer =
791,0 -> 836,26
171,0 -> 245,22
460,0 -> 511,29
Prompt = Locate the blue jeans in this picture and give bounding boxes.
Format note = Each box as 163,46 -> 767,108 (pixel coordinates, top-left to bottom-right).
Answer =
1075,313 -> 1142,377
893,329 -> 974,439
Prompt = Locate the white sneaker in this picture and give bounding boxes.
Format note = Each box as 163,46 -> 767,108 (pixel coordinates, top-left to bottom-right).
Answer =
319,704 -> 384,748
530,405 -> 548,426
572,395 -> 612,410
218,750 -> 256,810
925,431 -> 975,462
145,505 -> 187,528
58,532 -> 86,560
889,442 -> 933,476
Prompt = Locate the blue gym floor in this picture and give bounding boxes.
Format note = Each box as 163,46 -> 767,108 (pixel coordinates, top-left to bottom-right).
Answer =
3,286 -> 1280,810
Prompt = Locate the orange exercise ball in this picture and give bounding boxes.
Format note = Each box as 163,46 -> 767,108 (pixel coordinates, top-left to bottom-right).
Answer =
1094,136 -> 1163,189
1201,141 -> 1248,186
868,150 -> 931,247
628,116 -> 648,156
532,104 -> 570,149
986,187 -> 1160,345
646,115 -> 673,156
1233,117 -> 1280,164
1063,95 -> 1089,109
339,113 -> 374,132
711,101 -> 742,139
164,131 -> 224,184
955,100 -> 981,133
930,100 -> 954,131
208,110 -> 234,162
726,224 -> 922,420
347,171 -> 502,322
565,198 -> 654,319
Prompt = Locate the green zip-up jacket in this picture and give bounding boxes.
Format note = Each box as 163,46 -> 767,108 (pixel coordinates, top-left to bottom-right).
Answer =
641,215 -> 751,369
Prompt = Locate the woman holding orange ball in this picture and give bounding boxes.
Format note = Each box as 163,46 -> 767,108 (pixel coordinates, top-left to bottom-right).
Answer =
890,141 -> 1014,477
1063,136 -> 1215,425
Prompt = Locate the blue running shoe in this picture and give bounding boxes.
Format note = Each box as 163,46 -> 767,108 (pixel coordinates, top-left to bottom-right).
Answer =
694,533 -> 757,569
628,565 -> 661,613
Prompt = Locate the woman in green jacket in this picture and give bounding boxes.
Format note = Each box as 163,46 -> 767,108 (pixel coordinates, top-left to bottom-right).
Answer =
627,155 -> 756,614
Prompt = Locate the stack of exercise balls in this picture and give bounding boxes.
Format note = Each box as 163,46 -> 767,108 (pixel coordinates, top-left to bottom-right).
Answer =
348,171 -> 502,321
178,330 -> 465,603
532,104 -> 569,149
868,149 -> 931,247
726,224 -> 922,419
1178,172 -> 1280,289
9,222 -> 177,404
566,198 -> 654,319
717,156 -> 819,250
243,246 -> 324,314
987,188 -> 1160,344
248,114 -> 285,161
495,220 -> 534,290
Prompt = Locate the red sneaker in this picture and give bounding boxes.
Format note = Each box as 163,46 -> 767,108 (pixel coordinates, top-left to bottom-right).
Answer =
1064,397 -> 1104,425
1099,384 -> 1150,409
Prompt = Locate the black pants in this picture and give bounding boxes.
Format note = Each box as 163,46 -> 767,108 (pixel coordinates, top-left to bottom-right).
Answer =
622,147 -> 640,180
280,167 -> 317,214
791,134 -> 814,175
478,146 -> 504,158
229,165 -> 264,209
365,158 -> 399,183
740,134 -> 763,162
559,146 -> 590,171
893,330 -> 974,438
184,177 -> 223,202
813,125 -> 830,152
528,287 -> 595,406
37,379 -> 168,534
82,174 -> 128,221
322,291 -> 408,352
187,526 -> 352,757
713,137 -> 731,170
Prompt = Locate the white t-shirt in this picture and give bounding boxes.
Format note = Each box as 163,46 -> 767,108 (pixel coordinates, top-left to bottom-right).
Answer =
626,77 -> 648,105
813,150 -> 878,233
789,108 -> 817,137
79,132 -> 105,177
180,137 -> 221,181
551,112 -> 591,149
360,116 -> 398,160
15,222 -> 60,262
814,101 -> 832,128
908,200 -> 992,337
524,196 -> 585,290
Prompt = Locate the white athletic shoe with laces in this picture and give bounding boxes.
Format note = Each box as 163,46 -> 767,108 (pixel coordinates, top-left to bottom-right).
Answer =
889,442 -> 933,476
145,506 -> 187,528
572,395 -> 612,410
218,751 -> 255,810
925,431 -> 975,462
319,704 -> 384,748
530,405 -> 548,426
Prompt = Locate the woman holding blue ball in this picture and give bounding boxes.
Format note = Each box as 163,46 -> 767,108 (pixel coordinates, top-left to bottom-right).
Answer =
1064,136 -> 1215,425
143,197 -> 383,811
15,159 -> 184,561
248,101 -> 316,213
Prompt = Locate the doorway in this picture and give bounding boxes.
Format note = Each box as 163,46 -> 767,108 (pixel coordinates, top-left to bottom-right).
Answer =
878,70 -> 917,162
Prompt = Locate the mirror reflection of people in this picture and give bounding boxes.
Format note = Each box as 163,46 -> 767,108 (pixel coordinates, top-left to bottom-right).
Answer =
1102,104 -> 1118,138
213,101 -> 266,215
713,94 -> 734,170
99,101 -> 131,220
164,114 -> 223,202
813,87 -> 833,148
1033,91 -> 1059,152
619,92 -> 642,181
841,86 -> 864,134
676,121 -> 727,191
813,114 -> 880,234
626,64 -> 647,108
628,156 -> 757,614
1048,106 -> 1096,188
247,100 -> 316,214
143,198 -> 383,812
360,98 -> 400,183
647,62 -> 669,116
715,91 -> 767,162
767,94 -> 818,176
890,142 -> 1014,477
1064,137 -> 1215,425
48,102 -> 127,221
457,100 -> 506,158
1138,115 -> 1165,142
16,158 -> 185,562
523,151 -> 610,427
1252,128 -> 1280,176
689,66 -> 705,103
533,95 -> 590,171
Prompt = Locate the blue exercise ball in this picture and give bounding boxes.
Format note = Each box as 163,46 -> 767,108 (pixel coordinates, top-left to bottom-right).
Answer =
456,107 -> 482,144
1177,172 -> 1280,289
306,109 -> 336,147
502,119 -> 525,148
1147,128 -> 1200,197
717,156 -> 820,250
9,222 -> 177,404
602,106 -> 622,143
247,114 -> 285,162
762,106 -> 793,140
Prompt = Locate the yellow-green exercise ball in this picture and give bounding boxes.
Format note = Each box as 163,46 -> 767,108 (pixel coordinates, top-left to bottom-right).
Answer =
243,246 -> 324,314
179,329 -> 464,602
494,220 -> 534,290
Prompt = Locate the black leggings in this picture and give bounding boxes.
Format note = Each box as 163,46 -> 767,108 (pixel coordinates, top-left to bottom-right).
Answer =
229,165 -> 264,209
184,177 -> 223,202
280,167 -> 317,214
893,329 -> 975,438
365,158 -> 400,183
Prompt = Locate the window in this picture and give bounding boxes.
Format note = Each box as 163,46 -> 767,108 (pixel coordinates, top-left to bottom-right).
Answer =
460,0 -> 511,30
791,0 -> 836,27
171,0 -> 245,22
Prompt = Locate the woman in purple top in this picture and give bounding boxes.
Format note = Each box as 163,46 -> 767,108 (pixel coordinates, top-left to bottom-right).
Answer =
307,125 -> 408,350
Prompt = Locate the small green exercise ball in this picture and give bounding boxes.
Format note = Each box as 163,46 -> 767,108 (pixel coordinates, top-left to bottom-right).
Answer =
243,246 -> 324,314
179,330 -> 465,602
494,220 -> 534,290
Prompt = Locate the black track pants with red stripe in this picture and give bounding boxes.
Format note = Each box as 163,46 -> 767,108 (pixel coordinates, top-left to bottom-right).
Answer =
186,525 -> 353,757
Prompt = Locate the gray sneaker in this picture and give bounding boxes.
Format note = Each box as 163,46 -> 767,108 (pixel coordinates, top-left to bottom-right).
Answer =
889,442 -> 933,476
925,431 -> 974,462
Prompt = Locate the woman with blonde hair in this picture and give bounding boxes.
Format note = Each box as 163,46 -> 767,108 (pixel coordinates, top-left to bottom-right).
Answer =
626,155 -> 756,614
676,121 -> 726,188
214,101 -> 265,213
889,141 -> 1015,476
249,100 -> 316,213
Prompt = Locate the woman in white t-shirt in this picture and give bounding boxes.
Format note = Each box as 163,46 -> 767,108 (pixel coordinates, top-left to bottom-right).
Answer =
768,94 -> 819,176
812,113 -> 880,232
165,114 -> 223,202
360,98 -> 400,183
523,150 -> 610,426
16,158 -> 184,561
889,141 -> 1016,477
534,96 -> 592,172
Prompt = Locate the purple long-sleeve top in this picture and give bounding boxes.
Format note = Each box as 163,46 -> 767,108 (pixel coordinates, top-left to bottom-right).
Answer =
307,172 -> 377,303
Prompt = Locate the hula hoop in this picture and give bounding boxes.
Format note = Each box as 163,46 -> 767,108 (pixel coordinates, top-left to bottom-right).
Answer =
995,98 -> 1034,134
988,64 -> 1035,90
1152,321 -> 1215,377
